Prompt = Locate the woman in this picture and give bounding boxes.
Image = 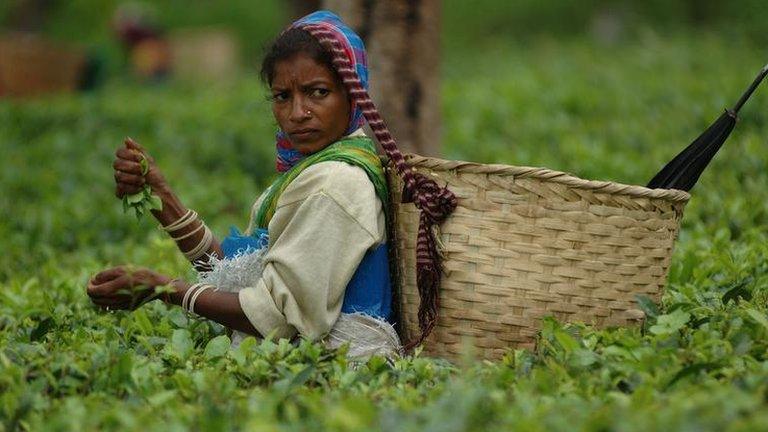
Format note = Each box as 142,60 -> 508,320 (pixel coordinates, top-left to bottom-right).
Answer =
87,11 -> 455,358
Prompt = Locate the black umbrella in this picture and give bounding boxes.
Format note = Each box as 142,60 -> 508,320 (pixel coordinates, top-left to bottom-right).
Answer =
647,64 -> 768,191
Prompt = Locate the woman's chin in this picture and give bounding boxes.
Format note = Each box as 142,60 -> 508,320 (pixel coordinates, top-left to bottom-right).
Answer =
292,139 -> 333,155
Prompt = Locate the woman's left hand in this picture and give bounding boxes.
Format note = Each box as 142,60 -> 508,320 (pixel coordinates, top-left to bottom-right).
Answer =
86,266 -> 173,311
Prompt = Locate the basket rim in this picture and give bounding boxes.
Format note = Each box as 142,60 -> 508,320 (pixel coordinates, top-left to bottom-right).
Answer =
393,154 -> 691,203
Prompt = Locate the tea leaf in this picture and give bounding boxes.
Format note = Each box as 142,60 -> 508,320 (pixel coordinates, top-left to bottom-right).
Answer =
649,309 -> 691,336
203,335 -> 231,360
745,308 -> 768,331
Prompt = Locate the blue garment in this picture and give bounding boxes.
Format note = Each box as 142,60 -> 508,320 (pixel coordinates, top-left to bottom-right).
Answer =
221,226 -> 269,258
220,227 -> 392,322
340,243 -> 392,322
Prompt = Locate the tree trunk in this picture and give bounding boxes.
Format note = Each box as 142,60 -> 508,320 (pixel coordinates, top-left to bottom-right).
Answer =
322,0 -> 441,156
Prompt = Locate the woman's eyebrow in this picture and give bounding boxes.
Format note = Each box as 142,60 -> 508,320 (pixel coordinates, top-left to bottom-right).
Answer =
300,79 -> 332,87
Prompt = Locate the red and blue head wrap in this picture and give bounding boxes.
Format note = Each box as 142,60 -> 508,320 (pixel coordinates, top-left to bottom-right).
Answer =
275,10 -> 369,173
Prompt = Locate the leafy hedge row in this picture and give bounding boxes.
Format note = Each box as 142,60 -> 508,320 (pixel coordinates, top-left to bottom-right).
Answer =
2,240 -> 767,430
2,32 -> 768,431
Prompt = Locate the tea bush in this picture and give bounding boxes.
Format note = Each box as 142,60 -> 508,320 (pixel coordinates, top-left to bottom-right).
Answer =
2,31 -> 768,431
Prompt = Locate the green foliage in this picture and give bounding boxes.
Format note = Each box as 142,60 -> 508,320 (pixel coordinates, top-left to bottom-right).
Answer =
649,309 -> 691,336
3,27 -> 768,431
443,0 -> 768,50
0,0 -> 287,66
121,154 -> 163,219
0,79 -> 276,281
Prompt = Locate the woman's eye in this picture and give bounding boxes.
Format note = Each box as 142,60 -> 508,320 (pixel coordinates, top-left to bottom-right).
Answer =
271,92 -> 289,102
309,88 -> 329,98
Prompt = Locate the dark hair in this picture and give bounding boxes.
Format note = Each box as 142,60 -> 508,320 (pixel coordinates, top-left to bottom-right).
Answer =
260,27 -> 336,86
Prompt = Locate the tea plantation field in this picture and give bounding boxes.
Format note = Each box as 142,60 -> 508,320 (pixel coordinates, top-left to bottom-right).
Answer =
2,31 -> 768,431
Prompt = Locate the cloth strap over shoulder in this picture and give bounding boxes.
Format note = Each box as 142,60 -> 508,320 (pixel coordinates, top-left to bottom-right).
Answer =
255,136 -> 389,229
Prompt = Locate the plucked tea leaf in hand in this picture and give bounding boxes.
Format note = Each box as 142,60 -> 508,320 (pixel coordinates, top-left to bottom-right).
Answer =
121,144 -> 162,219
6,32 -> 768,430
148,194 -> 163,211
127,192 -> 146,205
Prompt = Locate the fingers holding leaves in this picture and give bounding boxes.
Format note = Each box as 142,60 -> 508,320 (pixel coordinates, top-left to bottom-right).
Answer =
124,138 -> 153,173
115,146 -> 143,163
118,137 -> 162,218
114,144 -> 148,198
86,266 -> 172,311
113,156 -> 144,175
87,268 -> 130,299
91,266 -> 126,285
114,170 -> 145,187
124,137 -> 148,155
115,183 -> 145,199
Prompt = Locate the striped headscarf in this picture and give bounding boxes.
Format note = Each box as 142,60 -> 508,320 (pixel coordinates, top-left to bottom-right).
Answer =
284,11 -> 457,350
275,11 -> 369,172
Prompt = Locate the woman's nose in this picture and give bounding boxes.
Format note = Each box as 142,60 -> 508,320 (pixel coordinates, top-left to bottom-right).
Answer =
288,95 -> 311,123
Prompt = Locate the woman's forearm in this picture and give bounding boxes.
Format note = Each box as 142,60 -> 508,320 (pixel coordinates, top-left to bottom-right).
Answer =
150,184 -> 188,226
151,186 -> 223,269
167,280 -> 260,336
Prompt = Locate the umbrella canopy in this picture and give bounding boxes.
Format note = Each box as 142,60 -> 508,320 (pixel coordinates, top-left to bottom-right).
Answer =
647,64 -> 768,191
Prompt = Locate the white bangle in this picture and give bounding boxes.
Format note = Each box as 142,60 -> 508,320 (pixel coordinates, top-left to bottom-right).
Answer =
162,209 -> 194,231
188,284 -> 215,314
184,226 -> 210,261
184,225 -> 213,262
181,283 -> 203,311
161,209 -> 197,232
170,220 -> 205,241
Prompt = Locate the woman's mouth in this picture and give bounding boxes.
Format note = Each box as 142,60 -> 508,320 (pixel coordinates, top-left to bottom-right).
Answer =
289,129 -> 320,141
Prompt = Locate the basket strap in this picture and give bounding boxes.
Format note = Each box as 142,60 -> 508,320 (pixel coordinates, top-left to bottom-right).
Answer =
300,23 -> 458,350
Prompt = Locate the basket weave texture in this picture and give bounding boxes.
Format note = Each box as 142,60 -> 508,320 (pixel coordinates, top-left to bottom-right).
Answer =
386,155 -> 690,361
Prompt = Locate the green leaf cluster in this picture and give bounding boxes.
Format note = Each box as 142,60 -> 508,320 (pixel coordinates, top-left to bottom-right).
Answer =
121,156 -> 163,220
3,29 -> 768,431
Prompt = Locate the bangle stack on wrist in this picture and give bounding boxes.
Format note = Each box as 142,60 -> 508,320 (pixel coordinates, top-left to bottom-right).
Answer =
184,226 -> 213,261
160,209 -> 197,232
160,209 -> 214,265
170,221 -> 205,241
181,283 -> 217,314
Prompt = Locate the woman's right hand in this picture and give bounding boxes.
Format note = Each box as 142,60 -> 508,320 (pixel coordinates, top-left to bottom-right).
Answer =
112,137 -> 168,198
86,265 -> 174,310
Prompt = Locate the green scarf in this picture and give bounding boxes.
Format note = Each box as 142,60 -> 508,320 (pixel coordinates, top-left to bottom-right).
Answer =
255,136 -> 389,229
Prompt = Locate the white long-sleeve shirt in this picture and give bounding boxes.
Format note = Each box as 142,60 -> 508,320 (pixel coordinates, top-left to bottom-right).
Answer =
236,160 -> 386,340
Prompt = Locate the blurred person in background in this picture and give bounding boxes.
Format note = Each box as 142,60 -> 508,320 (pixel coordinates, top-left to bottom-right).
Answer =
113,2 -> 170,81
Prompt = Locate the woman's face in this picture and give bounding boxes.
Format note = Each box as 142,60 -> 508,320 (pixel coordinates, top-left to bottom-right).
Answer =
270,53 -> 351,155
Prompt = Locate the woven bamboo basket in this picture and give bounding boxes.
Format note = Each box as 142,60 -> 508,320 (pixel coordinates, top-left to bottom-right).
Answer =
386,154 -> 690,361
